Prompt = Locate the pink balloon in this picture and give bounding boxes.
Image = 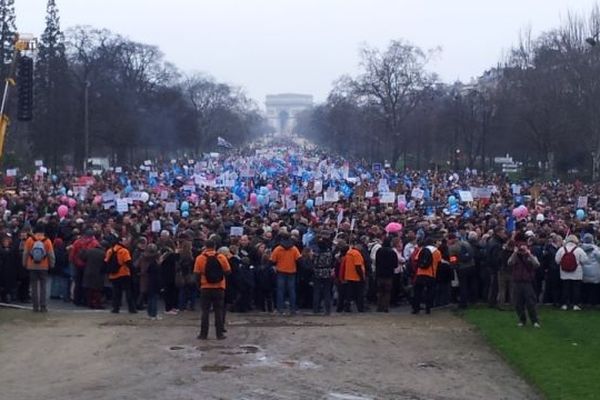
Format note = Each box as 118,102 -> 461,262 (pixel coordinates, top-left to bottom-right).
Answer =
250,193 -> 258,205
57,205 -> 69,218
67,198 -> 77,209
61,195 -> 68,204
267,184 -> 273,190
397,201 -> 407,212
93,195 -> 102,205
285,187 -> 292,196
0,198 -> 6,208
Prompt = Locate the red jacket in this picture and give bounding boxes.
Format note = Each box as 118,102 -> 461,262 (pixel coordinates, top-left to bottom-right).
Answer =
70,236 -> 100,269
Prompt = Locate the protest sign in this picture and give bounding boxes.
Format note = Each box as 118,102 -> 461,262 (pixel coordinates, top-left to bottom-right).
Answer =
380,192 -> 396,204
411,188 -> 424,200
459,191 -> 474,202
230,226 -> 244,237
165,202 -> 177,213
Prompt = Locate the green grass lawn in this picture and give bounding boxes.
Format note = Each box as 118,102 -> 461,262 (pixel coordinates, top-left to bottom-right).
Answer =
464,306 -> 600,400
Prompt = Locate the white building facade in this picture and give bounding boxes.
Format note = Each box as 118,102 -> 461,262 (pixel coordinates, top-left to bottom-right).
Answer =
265,93 -> 313,135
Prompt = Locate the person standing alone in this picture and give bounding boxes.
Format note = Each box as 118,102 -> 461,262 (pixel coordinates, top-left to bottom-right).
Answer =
194,239 -> 231,340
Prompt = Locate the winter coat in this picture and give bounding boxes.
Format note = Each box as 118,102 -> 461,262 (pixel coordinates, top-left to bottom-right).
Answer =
81,247 -> 106,290
555,243 -> 588,281
375,246 -> 398,279
580,243 -> 600,284
508,251 -> 539,283
485,235 -> 505,272
0,245 -> 19,292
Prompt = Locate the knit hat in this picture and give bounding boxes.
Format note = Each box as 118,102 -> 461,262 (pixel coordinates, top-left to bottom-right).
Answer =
565,235 -> 579,245
583,233 -> 594,244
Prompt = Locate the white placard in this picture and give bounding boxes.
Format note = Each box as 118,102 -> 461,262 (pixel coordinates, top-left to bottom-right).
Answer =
165,202 -> 177,213
323,190 -> 339,203
350,217 -> 356,232
116,199 -> 129,213
313,180 -> 323,194
6,168 -> 17,177
397,194 -> 407,204
511,184 -> 521,195
39,167 -> 48,174
34,160 -> 43,167
380,192 -> 396,204
286,199 -> 297,210
411,188 -> 425,200
144,160 -> 152,166
151,220 -> 161,233
315,196 -> 323,207
459,191 -> 474,202
578,196 -> 588,209
230,226 -> 244,237
149,172 -> 158,179
115,167 -> 123,173
160,190 -> 169,200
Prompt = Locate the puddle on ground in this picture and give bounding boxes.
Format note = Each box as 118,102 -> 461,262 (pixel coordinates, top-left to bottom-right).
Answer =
202,364 -> 231,373
416,361 -> 441,369
327,393 -> 374,400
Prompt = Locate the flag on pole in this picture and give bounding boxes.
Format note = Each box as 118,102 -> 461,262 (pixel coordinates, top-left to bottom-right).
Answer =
217,136 -> 233,149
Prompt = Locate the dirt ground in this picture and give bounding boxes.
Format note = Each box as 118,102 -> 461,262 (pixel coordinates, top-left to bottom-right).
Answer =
0,307 -> 540,400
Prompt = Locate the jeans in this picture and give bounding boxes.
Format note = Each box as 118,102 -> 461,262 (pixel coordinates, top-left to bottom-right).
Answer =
200,288 -> 225,338
376,277 -> 393,312
313,278 -> 332,314
457,267 -> 475,307
338,281 -> 364,312
50,275 -> 69,300
512,282 -> 538,324
30,270 -> 48,311
163,284 -> 178,311
276,273 -> 296,313
543,268 -> 562,305
147,292 -> 158,317
561,279 -> 582,307
178,284 -> 197,310
111,276 -> 136,313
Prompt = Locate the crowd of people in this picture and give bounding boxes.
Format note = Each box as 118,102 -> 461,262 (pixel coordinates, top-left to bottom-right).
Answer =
1,138 -> 600,337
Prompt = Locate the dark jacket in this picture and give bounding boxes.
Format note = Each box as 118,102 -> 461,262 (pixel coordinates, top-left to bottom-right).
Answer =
375,246 -> 398,279
82,247 -> 106,290
147,260 -> 162,294
508,251 -> 540,283
486,235 -> 505,272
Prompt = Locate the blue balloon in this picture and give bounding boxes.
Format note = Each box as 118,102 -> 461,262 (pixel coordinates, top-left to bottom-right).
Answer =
182,211 -> 189,218
260,186 -> 269,196
306,199 -> 314,209
180,201 -> 190,211
227,199 -> 235,207
576,209 -> 586,220
257,194 -> 266,205
448,195 -> 457,205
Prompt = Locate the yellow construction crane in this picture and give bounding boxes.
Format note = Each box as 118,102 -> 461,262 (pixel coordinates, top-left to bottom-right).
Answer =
0,34 -> 37,159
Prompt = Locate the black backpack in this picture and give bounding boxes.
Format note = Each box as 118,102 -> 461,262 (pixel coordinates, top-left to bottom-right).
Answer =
103,246 -> 121,274
205,255 -> 224,283
417,247 -> 433,269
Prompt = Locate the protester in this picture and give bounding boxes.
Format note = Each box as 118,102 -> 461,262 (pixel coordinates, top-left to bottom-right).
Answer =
580,233 -> 600,305
270,232 -> 301,315
555,235 -> 588,311
412,238 -> 442,315
375,237 -> 397,312
508,233 -> 541,328
104,234 -> 137,314
194,239 -> 231,340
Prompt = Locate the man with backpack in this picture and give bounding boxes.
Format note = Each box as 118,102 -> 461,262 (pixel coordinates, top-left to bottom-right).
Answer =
555,235 -> 588,311
22,224 -> 55,312
448,232 -> 475,309
104,235 -> 137,314
412,238 -> 442,315
194,239 -> 231,340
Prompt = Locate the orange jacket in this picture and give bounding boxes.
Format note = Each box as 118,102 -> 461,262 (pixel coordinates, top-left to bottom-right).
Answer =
23,233 -> 55,271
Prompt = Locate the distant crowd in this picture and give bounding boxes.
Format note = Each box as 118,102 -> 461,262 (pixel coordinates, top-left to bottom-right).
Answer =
1,139 -> 599,337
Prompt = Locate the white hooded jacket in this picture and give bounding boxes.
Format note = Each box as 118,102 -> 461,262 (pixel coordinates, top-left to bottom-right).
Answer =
555,242 -> 588,281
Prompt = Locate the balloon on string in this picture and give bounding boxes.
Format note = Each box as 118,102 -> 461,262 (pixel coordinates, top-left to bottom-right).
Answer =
257,194 -> 266,205
140,192 -> 150,203
397,201 -> 407,212
305,199 -> 314,209
182,211 -> 189,218
536,213 -> 545,222
285,187 -> 292,196
227,199 -> 235,207
448,195 -> 457,205
180,201 -> 190,211
57,205 -> 68,218
67,198 -> 77,209
260,186 -> 269,196
576,209 -> 586,220
249,193 -> 258,205
267,183 -> 273,190
60,195 -> 68,204
93,195 -> 102,205
67,190 -> 74,197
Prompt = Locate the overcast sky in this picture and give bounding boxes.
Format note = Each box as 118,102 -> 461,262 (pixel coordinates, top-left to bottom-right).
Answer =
15,0 -> 600,106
